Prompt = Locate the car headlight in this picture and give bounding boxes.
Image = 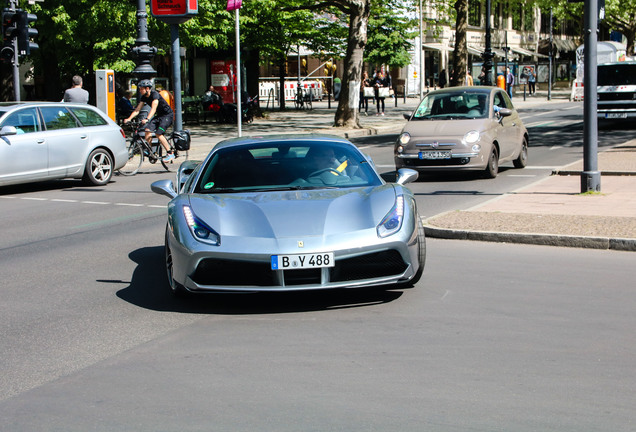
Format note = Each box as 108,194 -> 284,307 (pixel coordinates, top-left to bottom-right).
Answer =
463,130 -> 481,144
398,132 -> 411,145
377,195 -> 405,238
183,205 -> 220,246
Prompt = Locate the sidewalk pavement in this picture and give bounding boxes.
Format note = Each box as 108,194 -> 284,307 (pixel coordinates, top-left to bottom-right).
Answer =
176,87 -> 636,252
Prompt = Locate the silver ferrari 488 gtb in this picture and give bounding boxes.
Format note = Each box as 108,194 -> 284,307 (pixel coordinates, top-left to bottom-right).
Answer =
151,134 -> 425,295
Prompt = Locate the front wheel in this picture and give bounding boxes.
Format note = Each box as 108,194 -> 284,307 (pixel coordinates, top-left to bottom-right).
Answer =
83,148 -> 114,186
165,226 -> 188,297
118,140 -> 143,176
513,137 -> 528,168
483,146 -> 499,179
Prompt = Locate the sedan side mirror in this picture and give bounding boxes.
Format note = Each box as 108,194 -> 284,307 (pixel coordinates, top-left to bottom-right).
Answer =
498,108 -> 512,117
151,179 -> 178,199
0,126 -> 17,136
403,112 -> 412,120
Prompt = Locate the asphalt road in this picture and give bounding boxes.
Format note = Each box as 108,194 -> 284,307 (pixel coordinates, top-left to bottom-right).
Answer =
1,107 -> 635,431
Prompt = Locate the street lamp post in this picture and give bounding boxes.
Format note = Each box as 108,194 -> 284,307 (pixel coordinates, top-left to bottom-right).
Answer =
481,0 -> 494,86
131,0 -> 157,81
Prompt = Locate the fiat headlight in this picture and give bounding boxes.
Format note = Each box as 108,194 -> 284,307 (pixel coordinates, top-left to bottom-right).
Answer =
398,132 -> 411,145
183,205 -> 220,246
463,130 -> 481,144
377,195 -> 405,238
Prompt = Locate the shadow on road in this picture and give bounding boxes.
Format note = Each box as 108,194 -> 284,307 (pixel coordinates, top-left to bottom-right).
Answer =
116,246 -> 404,315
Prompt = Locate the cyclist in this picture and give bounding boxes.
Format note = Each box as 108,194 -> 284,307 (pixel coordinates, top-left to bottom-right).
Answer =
124,79 -> 176,162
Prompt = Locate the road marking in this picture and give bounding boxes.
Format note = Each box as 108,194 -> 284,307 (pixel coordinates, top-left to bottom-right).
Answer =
1,195 -> 166,209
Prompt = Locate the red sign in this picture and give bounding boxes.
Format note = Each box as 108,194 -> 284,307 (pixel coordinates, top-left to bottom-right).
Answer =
151,0 -> 198,23
227,0 -> 242,11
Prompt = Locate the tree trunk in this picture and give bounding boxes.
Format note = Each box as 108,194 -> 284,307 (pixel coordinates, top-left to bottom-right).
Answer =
452,0 -> 468,87
334,0 -> 370,128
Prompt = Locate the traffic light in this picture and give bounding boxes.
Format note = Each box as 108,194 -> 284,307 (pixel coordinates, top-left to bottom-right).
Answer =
1,8 -> 17,62
16,10 -> 37,55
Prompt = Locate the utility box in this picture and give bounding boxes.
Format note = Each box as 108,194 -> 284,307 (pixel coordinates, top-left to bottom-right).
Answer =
96,70 -> 116,121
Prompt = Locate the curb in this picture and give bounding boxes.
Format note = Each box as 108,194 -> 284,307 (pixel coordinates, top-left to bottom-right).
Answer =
423,224 -> 636,252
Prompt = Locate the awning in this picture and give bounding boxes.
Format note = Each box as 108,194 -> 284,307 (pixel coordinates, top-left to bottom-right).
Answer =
422,43 -> 449,52
510,46 -> 550,59
467,45 -> 483,56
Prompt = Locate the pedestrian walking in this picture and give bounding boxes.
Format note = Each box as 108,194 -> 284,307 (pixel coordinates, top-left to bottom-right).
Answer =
359,71 -> 372,116
373,71 -> 390,116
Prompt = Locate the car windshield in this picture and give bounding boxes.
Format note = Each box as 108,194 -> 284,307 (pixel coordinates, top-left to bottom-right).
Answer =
412,91 -> 490,120
194,142 -> 382,193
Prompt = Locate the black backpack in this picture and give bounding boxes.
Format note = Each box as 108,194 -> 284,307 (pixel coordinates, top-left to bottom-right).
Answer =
173,130 -> 191,151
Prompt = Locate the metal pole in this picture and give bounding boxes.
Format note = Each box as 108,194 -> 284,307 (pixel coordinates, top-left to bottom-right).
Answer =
482,0 -> 493,86
12,36 -> 19,101
548,8 -> 553,101
170,25 -> 183,131
419,0 -> 424,98
235,8 -> 242,137
582,0 -> 600,192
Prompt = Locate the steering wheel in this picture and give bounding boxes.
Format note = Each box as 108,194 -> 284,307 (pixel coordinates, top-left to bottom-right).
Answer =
308,167 -> 343,178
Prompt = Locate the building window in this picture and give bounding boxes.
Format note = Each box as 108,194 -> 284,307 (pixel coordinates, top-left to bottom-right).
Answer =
512,2 -> 522,30
468,1 -> 482,27
523,6 -> 535,32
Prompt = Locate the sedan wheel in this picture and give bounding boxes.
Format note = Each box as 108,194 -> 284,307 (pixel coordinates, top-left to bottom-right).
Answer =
483,146 -> 499,179
513,137 -> 529,168
83,148 -> 113,186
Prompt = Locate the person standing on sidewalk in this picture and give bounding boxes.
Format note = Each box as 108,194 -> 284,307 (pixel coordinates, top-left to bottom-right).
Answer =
359,71 -> 372,116
506,67 -> 514,98
527,68 -> 536,95
63,75 -> 89,104
373,71 -> 390,116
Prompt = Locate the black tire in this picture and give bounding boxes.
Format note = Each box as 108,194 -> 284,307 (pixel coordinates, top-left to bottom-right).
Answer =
118,139 -> 143,176
83,148 -> 114,186
165,227 -> 188,297
398,220 -> 426,288
513,137 -> 529,168
483,145 -> 499,179
158,144 -> 177,172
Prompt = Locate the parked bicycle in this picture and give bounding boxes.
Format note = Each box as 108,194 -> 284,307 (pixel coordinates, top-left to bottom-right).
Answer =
294,87 -> 313,110
118,119 -> 191,176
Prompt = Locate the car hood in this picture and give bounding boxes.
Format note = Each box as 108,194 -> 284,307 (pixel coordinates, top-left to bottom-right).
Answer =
401,118 -> 488,137
185,184 -> 398,238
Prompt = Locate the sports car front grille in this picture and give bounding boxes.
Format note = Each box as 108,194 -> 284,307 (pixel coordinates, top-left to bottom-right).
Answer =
192,250 -> 407,287
192,259 -> 276,286
330,250 -> 408,282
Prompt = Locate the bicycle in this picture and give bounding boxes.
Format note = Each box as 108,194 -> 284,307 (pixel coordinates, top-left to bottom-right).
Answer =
294,87 -> 313,111
118,119 -> 183,176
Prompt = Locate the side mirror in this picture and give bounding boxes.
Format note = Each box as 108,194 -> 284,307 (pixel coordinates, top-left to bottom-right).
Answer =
396,168 -> 418,185
151,179 -> 178,199
498,108 -> 512,117
0,126 -> 18,136
403,112 -> 412,120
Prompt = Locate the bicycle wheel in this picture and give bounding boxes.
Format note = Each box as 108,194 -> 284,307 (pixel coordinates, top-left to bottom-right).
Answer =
159,144 -> 177,171
118,139 -> 143,176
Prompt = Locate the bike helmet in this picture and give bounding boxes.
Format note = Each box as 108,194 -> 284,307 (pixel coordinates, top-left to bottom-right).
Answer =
138,79 -> 153,88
